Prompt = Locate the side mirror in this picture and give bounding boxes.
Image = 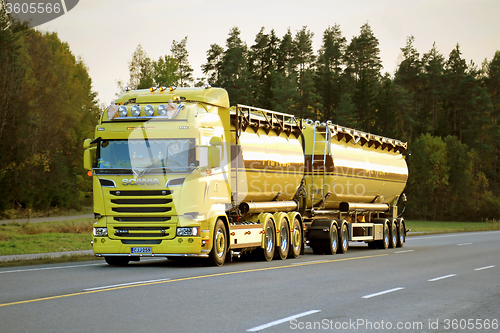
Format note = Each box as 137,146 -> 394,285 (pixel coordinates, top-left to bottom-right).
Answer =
83,138 -> 92,149
209,136 -> 222,146
208,146 -> 220,168
208,136 -> 222,168
83,138 -> 96,171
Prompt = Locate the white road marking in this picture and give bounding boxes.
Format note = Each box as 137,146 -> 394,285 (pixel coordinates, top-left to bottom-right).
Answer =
362,287 -> 405,299
457,243 -> 472,246
84,278 -> 171,291
247,310 -> 321,332
395,250 -> 414,254
428,274 -> 457,282
0,263 -> 103,274
475,265 -> 495,271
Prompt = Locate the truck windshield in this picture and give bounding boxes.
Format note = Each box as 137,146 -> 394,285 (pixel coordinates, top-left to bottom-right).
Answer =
95,138 -> 196,175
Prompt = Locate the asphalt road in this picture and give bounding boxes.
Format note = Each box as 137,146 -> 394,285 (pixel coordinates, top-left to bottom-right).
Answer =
0,231 -> 499,333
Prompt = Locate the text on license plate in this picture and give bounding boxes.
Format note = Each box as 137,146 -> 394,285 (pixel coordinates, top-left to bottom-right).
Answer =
131,247 -> 152,254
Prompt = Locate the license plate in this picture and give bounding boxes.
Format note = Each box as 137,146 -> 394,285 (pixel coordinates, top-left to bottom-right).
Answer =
131,247 -> 152,254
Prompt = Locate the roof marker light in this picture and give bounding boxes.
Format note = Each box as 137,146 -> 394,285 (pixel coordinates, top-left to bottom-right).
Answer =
169,86 -> 177,92
159,86 -> 167,92
149,87 -> 157,92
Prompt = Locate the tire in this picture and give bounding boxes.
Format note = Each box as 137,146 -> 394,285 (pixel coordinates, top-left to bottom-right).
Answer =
311,240 -> 324,255
325,223 -> 338,255
397,220 -> 405,248
379,222 -> 389,249
390,220 -> 398,248
262,219 -> 275,261
288,217 -> 302,258
367,241 -> 378,249
209,219 -> 227,266
275,218 -> 290,260
338,222 -> 349,253
105,256 -> 130,266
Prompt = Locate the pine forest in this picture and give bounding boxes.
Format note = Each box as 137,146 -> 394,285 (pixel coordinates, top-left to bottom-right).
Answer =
1,14 -> 500,222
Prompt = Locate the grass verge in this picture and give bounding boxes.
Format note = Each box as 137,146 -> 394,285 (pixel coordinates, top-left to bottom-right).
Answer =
405,219 -> 500,235
0,219 -> 94,256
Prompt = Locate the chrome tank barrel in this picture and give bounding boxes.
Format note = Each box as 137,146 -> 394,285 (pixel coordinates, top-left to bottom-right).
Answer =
239,201 -> 298,214
303,122 -> 408,209
230,106 -> 304,206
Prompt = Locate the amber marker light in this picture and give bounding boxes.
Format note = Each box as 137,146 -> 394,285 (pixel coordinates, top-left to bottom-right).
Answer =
87,170 -> 93,177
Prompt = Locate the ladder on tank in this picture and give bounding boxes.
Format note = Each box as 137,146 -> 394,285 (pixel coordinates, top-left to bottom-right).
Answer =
311,122 -> 331,209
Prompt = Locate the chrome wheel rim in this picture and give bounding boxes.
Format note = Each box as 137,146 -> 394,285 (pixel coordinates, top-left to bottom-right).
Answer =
215,229 -> 225,258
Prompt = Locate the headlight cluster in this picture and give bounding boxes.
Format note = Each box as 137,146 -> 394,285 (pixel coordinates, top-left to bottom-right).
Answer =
176,227 -> 200,237
93,227 -> 108,237
115,104 -> 171,118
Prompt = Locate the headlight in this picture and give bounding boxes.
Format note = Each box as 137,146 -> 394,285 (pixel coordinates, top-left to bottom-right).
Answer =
157,104 -> 167,116
131,105 -> 141,117
93,227 -> 108,237
177,227 -> 200,236
118,106 -> 128,117
144,104 -> 154,116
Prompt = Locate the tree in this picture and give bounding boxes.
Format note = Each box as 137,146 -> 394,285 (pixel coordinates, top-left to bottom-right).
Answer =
292,26 -> 320,118
219,27 -> 251,105
315,24 -> 346,120
420,43 -> 445,134
171,36 -> 193,87
202,43 -> 224,86
127,44 -> 154,89
406,134 -> 449,220
0,24 -> 99,213
344,22 -> 383,131
248,27 -> 279,109
154,55 -> 180,87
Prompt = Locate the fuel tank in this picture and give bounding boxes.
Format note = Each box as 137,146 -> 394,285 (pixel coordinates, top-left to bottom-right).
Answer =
303,121 -> 408,209
230,106 -> 304,205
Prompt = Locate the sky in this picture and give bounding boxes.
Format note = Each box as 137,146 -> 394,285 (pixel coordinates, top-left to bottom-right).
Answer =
37,0 -> 500,105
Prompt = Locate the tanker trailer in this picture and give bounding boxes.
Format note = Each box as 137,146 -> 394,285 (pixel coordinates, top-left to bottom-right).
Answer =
229,105 -> 304,261
301,120 -> 408,255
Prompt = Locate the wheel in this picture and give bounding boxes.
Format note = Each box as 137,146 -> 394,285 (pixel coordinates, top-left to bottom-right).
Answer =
262,219 -> 275,261
338,223 -> 349,253
390,220 -> 398,248
274,218 -> 290,260
209,219 -> 227,266
288,217 -> 302,258
105,256 -> 130,266
325,223 -> 338,255
379,222 -> 389,249
397,220 -> 405,248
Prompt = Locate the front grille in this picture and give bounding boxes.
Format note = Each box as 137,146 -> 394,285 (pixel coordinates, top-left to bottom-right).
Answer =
112,207 -> 171,213
111,199 -> 172,205
114,226 -> 171,238
110,190 -> 171,196
114,217 -> 171,222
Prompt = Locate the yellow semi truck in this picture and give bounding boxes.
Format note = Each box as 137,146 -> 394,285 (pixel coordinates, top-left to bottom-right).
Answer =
84,87 -> 408,266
